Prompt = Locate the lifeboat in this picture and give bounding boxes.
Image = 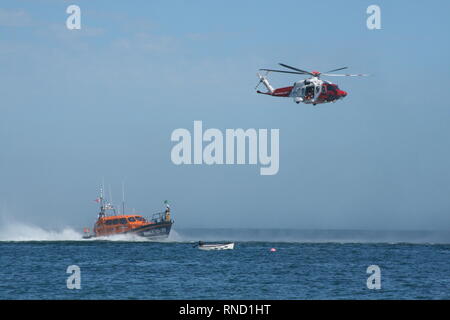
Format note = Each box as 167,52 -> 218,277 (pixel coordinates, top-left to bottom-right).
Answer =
83,190 -> 173,240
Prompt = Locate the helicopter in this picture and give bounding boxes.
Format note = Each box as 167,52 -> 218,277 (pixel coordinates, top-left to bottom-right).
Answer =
255,63 -> 368,105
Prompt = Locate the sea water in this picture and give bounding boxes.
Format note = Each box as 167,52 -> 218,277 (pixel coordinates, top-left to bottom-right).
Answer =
0,228 -> 449,299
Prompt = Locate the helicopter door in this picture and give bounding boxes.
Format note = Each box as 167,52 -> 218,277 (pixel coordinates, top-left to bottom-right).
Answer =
314,85 -> 321,99
295,86 -> 305,98
305,85 -> 314,100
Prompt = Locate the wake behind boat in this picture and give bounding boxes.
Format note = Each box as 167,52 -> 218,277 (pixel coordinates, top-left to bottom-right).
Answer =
196,241 -> 235,251
83,188 -> 173,240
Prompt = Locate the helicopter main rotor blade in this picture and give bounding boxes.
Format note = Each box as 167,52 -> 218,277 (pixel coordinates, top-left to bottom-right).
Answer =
321,73 -> 369,77
278,63 -> 314,76
259,69 -> 309,75
325,67 -> 348,73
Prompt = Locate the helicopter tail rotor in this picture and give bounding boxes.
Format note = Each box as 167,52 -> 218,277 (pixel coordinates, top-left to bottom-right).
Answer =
255,72 -> 274,94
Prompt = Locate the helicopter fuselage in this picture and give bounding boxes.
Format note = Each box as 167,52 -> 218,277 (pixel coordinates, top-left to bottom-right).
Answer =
257,76 -> 347,105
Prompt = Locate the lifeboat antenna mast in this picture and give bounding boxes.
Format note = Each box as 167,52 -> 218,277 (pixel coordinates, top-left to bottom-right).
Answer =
108,184 -> 117,215
122,181 -> 126,216
98,185 -> 106,218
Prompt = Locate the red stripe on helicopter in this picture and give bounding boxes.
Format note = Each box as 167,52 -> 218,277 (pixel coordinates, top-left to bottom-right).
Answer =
272,86 -> 293,97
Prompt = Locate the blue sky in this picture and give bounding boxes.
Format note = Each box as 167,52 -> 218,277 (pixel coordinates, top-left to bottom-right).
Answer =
1,0 -> 450,230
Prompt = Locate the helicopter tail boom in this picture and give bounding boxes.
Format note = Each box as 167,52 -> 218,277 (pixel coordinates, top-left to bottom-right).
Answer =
256,73 -> 293,97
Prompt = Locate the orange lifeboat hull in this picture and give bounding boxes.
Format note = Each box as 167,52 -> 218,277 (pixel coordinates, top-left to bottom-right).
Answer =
92,214 -> 172,239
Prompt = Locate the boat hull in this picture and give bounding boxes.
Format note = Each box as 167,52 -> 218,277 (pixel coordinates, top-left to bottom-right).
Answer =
83,222 -> 172,240
129,222 -> 172,239
198,243 -> 235,251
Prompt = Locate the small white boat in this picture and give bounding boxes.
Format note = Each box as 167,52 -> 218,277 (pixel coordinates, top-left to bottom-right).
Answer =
197,242 -> 235,251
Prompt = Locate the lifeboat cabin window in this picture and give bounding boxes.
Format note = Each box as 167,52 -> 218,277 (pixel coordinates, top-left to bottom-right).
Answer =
112,219 -> 119,225
135,216 -> 144,222
119,218 -> 127,224
105,220 -> 113,225
128,217 -> 136,222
